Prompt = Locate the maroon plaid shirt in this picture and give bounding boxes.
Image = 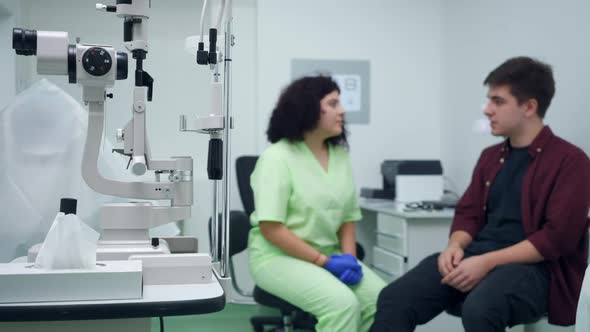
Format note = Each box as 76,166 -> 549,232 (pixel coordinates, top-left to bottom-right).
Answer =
451,126 -> 590,325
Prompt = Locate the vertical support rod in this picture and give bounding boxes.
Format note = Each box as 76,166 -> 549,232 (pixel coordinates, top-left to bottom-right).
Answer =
211,181 -> 219,261
219,16 -> 233,278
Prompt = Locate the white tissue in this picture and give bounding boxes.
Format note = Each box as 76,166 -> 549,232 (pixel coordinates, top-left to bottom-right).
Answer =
35,212 -> 100,269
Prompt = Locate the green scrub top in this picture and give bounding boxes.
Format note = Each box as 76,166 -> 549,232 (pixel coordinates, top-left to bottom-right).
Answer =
248,139 -> 362,264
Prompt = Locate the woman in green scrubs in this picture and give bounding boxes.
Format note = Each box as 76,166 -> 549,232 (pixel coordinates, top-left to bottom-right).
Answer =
248,76 -> 386,332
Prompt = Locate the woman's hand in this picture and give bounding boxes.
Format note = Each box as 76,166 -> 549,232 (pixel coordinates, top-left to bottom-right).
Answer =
324,254 -> 361,276
324,254 -> 363,285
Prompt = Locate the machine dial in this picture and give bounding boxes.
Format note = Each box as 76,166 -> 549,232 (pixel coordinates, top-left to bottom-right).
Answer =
82,47 -> 112,76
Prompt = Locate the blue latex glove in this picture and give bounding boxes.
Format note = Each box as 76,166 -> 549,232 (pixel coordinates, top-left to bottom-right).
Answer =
339,268 -> 364,286
324,254 -> 362,278
340,253 -> 359,264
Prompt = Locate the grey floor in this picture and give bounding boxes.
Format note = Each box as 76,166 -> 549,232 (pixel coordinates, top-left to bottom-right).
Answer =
149,304 -> 575,332
150,303 -> 283,332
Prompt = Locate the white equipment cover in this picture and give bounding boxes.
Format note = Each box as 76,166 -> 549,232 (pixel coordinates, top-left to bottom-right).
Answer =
0,79 -> 178,263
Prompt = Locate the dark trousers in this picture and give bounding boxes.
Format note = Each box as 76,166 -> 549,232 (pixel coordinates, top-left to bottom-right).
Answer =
370,253 -> 549,332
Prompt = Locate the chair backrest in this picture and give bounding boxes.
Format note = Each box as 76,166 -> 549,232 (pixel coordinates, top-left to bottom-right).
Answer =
208,210 -> 253,258
236,156 -> 259,217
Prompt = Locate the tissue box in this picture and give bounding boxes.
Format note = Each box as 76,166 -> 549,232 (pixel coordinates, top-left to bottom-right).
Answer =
0,260 -> 142,303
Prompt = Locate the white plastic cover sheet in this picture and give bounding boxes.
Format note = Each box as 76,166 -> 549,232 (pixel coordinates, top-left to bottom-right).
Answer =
0,79 -> 179,263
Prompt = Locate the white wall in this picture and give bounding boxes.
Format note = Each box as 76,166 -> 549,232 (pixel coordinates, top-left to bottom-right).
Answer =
217,0 -> 444,296
257,0 -> 443,190
188,0 -> 445,300
441,0 -> 590,193
0,0 -> 16,110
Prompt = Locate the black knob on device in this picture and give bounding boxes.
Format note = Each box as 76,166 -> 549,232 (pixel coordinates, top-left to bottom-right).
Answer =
59,198 -> 77,215
208,28 -> 217,64
116,51 -> 128,80
207,138 -> 223,180
151,238 -> 160,248
196,42 -> 208,65
82,47 -> 113,76
68,45 -> 77,84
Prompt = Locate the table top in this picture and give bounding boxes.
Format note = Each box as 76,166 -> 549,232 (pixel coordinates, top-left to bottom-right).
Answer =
0,278 -> 225,321
359,198 -> 455,219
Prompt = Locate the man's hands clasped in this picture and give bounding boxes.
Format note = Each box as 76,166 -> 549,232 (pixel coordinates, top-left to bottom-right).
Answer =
438,244 -> 494,292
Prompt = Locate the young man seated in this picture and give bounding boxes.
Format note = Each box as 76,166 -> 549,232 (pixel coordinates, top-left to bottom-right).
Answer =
370,56 -> 590,332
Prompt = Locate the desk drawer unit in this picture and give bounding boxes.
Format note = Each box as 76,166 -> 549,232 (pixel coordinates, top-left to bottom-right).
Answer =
376,232 -> 406,257
376,213 -> 407,256
373,266 -> 396,283
372,246 -> 406,278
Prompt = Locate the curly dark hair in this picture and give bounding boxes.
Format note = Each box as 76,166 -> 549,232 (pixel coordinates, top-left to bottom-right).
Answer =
484,56 -> 555,119
266,75 -> 348,147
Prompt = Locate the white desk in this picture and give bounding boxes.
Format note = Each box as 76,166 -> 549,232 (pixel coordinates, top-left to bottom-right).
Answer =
357,198 -> 454,280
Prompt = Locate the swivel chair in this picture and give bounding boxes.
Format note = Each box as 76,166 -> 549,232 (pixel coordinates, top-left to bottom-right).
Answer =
227,155 -> 364,332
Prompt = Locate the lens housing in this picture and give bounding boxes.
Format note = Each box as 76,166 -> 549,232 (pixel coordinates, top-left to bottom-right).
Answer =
68,45 -> 77,84
12,28 -> 37,56
116,52 -> 128,80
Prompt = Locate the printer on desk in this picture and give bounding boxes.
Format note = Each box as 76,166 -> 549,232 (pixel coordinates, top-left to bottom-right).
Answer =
361,160 -> 444,202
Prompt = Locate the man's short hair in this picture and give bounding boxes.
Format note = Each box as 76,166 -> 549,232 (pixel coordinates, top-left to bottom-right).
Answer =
484,56 -> 555,118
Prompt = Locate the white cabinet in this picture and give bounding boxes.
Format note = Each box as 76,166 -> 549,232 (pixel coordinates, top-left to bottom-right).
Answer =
358,200 -> 453,282
358,199 -> 459,332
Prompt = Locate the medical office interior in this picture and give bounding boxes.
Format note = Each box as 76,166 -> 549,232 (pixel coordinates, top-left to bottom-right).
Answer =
0,0 -> 589,331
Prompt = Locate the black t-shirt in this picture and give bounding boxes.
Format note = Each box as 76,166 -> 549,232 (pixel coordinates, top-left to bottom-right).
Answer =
465,146 -> 530,255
